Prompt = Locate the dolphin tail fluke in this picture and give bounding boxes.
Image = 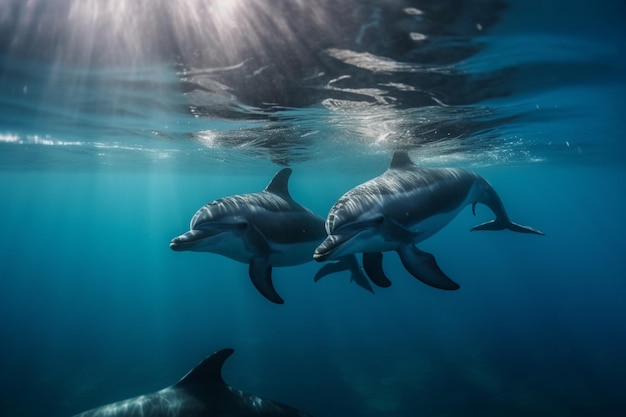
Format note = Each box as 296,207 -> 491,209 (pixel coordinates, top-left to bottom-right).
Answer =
472,181 -> 544,235
314,255 -> 375,294
249,258 -> 284,304
471,219 -> 544,235
362,252 -> 392,288
397,245 -> 460,290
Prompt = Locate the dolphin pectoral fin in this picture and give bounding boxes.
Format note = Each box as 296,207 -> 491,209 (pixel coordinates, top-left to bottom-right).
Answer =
397,245 -> 460,290
314,262 -> 345,282
339,254 -> 374,293
249,258 -> 284,304
345,255 -> 375,294
314,255 -> 375,294
362,252 -> 392,288
350,269 -> 375,294
471,219 -> 544,235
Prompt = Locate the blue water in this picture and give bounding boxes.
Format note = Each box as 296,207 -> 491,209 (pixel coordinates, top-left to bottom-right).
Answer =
1,0 -> 626,416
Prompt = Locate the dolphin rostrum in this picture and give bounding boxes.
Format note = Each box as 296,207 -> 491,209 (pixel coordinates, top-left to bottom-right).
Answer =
71,348 -> 315,417
170,168 -> 372,304
313,151 -> 543,290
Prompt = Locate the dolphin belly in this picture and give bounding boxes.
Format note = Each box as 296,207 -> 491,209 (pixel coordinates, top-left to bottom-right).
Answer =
268,241 -> 319,267
406,194 -> 475,242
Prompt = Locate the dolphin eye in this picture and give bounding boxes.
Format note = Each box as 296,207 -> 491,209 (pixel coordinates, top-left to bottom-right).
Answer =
238,222 -> 248,230
374,216 -> 384,224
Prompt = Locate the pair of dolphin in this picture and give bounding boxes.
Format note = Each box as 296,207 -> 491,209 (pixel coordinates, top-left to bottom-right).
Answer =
171,151 -> 543,301
71,348 -> 314,417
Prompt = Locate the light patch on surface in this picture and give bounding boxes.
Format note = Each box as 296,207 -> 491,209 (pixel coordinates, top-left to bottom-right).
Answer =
197,131 -> 218,148
326,48 -> 421,73
404,7 -> 423,16
0,134 -> 84,146
410,32 -> 428,41
0,133 -> 20,143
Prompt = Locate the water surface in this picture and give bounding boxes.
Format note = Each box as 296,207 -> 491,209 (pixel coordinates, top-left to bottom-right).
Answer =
1,1 -> 625,416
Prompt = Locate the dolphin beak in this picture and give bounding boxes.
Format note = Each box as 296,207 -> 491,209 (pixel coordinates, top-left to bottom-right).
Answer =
313,234 -> 349,262
169,229 -> 214,251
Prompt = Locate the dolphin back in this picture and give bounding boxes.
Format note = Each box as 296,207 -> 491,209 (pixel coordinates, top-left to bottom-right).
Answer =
264,167 -> 293,199
174,348 -> 233,388
71,348 -> 316,417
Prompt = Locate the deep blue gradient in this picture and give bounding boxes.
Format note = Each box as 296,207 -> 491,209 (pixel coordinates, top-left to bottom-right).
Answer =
1,1 -> 626,416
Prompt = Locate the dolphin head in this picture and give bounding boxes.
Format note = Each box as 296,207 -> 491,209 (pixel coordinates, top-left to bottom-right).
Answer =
169,200 -> 249,256
313,191 -> 393,261
314,173 -> 427,261
313,217 -> 388,261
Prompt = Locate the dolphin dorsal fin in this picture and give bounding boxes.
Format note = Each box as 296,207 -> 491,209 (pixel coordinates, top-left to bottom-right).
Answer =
174,348 -> 234,389
389,151 -> 415,169
264,168 -> 293,199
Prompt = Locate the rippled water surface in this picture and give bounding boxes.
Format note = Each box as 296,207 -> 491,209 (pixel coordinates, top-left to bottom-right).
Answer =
1,1 -> 625,416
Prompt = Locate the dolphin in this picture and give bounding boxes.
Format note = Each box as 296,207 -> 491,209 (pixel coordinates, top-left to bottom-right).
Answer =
71,348 -> 314,417
313,151 -> 543,290
170,168 -> 373,304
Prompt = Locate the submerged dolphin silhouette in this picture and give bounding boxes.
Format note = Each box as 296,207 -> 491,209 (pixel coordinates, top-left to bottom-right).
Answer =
314,151 -> 543,290
170,168 -> 372,303
71,348 -> 314,417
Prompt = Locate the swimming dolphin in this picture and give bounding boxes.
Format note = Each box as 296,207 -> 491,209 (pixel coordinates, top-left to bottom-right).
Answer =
313,151 -> 543,290
71,348 -> 314,417
170,168 -> 372,304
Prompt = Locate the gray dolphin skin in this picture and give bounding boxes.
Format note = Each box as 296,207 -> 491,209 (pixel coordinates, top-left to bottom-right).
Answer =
170,168 -> 372,304
314,151 -> 544,290
71,348 -> 314,417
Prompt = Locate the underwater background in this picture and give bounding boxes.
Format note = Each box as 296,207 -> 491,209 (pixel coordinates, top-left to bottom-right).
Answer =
1,0 -> 625,416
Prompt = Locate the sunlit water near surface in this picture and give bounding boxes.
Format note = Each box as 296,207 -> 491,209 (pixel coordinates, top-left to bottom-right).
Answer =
1,0 -> 626,416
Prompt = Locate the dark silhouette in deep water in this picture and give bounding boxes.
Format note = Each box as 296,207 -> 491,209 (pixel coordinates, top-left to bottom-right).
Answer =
170,168 -> 373,303
314,151 -> 544,289
71,348 -> 315,417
